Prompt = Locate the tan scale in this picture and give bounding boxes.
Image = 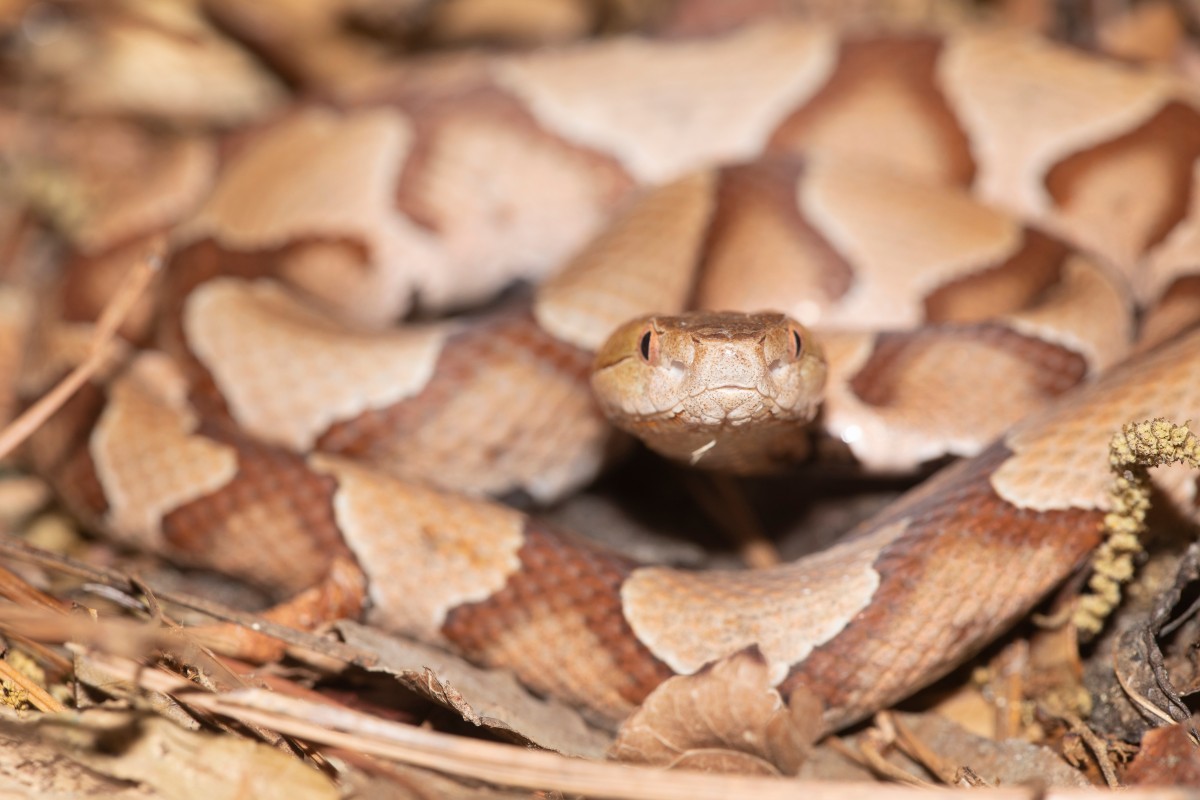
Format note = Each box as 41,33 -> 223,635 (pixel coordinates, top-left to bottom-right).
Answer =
820,328 -> 1083,471
1143,162 -> 1200,305
789,452 -> 1098,732
993,326 -> 1200,513
1046,104 -> 1200,276
176,107 -> 439,326
46,7 -> 286,126
797,156 -> 1021,329
466,605 -> 644,722
494,22 -> 837,183
309,455 -> 525,641
90,353 -> 238,551
1138,279 -> 1200,353
621,521 -> 900,684
534,171 -> 716,351
1001,255 -> 1132,373
398,96 -> 634,310
183,277 -> 449,452
693,162 -> 852,328
938,29 -> 1191,271
770,38 -> 973,186
388,347 -> 605,501
317,313 -> 607,502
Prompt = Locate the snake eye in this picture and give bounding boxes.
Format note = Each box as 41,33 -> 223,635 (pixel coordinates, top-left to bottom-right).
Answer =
638,327 -> 658,363
791,328 -> 803,359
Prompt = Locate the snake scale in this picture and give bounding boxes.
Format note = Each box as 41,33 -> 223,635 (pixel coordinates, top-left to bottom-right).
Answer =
19,22 -> 1200,741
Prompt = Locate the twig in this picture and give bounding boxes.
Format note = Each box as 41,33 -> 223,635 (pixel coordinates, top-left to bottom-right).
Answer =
1051,707 -> 1122,789
0,562 -> 71,613
0,247 -> 159,460
857,717 -> 936,788
889,712 -> 961,785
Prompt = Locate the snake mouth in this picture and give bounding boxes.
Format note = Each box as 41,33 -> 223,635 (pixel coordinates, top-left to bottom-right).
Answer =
700,384 -> 767,397
690,386 -> 773,424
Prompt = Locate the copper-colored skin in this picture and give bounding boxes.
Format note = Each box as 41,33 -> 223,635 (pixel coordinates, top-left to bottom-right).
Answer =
20,25 -> 1200,748
592,311 -> 826,472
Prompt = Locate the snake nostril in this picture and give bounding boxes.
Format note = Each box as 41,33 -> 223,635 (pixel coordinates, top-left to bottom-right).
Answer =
791,328 -> 803,359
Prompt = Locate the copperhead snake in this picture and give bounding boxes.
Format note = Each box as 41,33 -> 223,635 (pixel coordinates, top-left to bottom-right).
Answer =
17,23 -> 1200,748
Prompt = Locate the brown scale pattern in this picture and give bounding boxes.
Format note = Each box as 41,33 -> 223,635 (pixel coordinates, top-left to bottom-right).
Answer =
1140,276 -> 1200,351
26,380 -> 113,526
780,443 -> 1103,730
166,236 -> 392,470
54,447 -> 110,523
769,36 -> 976,185
924,229 -> 1070,323
697,157 -> 855,308
1047,102 -> 1200,253
169,243 -> 603,499
57,244 -> 161,343
442,521 -> 675,711
162,239 -> 281,424
849,323 -> 1087,408
392,86 -> 633,233
317,307 -> 592,458
164,239 -> 372,426
161,423 -> 353,597
28,382 -> 106,478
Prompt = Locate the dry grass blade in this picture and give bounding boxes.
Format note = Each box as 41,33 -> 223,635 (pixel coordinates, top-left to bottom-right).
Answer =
0,538 -> 372,666
0,562 -> 71,613
0,606 -> 181,659
0,245 -> 160,460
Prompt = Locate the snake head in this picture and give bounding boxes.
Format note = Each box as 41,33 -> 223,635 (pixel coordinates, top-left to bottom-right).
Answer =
591,311 -> 827,472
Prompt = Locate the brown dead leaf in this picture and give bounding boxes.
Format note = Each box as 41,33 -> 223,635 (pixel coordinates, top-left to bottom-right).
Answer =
1124,717 -> 1200,786
928,684 -> 999,740
890,712 -> 1091,788
335,620 -> 612,759
609,647 -> 820,775
1113,542 -> 1200,732
6,708 -> 336,800
72,651 -> 202,732
0,707 -> 155,799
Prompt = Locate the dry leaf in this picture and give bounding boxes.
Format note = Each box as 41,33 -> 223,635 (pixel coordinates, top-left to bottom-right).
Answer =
0,707 -> 155,799
6,708 -> 337,800
891,712 -> 1091,788
336,620 -> 612,759
610,647 -> 820,774
1124,718 -> 1200,786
